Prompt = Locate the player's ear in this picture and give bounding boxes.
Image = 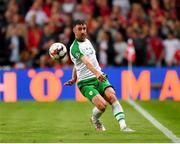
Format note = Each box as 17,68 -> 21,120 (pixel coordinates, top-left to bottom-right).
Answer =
73,27 -> 76,34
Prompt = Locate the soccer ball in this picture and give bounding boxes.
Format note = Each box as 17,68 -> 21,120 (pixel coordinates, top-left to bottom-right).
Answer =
49,42 -> 67,60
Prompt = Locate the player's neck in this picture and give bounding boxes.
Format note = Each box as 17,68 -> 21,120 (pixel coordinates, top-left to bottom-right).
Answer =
76,38 -> 86,42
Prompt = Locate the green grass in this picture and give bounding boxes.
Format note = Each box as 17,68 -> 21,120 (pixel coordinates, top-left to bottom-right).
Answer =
137,100 -> 180,138
0,101 -> 178,142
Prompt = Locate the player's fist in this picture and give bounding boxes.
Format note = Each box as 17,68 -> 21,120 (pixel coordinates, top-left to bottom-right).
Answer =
97,74 -> 106,82
64,79 -> 76,86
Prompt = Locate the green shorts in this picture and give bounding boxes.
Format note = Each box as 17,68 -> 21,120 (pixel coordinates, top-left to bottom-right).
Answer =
77,75 -> 113,101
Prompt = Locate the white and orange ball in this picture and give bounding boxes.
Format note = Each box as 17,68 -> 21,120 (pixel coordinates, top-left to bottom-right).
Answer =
49,42 -> 67,60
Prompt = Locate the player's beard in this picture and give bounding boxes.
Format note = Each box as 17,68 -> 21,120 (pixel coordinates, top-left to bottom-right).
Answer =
81,33 -> 86,41
77,34 -> 86,42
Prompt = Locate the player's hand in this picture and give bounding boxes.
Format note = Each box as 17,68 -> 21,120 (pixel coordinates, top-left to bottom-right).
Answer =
64,79 -> 76,86
97,74 -> 106,82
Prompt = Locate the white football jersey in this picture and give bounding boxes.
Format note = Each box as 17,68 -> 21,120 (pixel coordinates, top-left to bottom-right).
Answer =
70,38 -> 101,82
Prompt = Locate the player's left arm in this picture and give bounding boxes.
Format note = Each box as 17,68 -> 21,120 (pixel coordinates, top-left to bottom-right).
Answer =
64,66 -> 77,86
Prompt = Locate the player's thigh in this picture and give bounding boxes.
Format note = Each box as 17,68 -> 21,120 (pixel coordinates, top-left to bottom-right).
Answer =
104,87 -> 117,104
98,79 -> 112,94
92,94 -> 107,111
81,86 -> 107,111
81,85 -> 99,101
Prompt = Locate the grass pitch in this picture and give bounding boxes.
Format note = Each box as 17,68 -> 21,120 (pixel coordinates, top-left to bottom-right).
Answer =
0,100 -> 179,143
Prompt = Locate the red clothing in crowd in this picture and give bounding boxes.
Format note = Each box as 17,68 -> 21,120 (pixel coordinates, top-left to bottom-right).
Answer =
147,37 -> 164,61
27,28 -> 42,49
175,49 -> 180,63
43,4 -> 51,17
148,8 -> 165,26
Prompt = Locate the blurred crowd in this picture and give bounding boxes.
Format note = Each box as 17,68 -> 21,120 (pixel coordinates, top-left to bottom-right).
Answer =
0,0 -> 180,69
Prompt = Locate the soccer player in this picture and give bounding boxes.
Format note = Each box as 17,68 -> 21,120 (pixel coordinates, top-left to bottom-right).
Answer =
64,19 -> 134,132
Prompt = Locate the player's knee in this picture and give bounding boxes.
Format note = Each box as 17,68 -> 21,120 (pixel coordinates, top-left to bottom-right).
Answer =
108,93 -> 117,104
105,88 -> 116,97
98,102 -> 107,112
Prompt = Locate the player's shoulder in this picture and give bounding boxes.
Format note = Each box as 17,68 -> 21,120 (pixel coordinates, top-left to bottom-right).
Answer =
70,39 -> 83,57
85,38 -> 92,44
70,39 -> 79,52
70,40 -> 78,48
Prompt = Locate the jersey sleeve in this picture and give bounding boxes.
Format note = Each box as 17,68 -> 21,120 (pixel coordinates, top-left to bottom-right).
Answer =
71,40 -> 84,60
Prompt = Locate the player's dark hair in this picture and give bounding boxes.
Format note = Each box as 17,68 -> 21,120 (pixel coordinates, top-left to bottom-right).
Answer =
73,19 -> 86,27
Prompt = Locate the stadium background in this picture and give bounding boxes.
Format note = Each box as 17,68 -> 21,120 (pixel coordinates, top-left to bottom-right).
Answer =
0,0 -> 180,143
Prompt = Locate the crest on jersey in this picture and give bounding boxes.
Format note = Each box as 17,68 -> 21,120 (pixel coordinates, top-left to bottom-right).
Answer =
75,52 -> 80,59
89,91 -> 93,95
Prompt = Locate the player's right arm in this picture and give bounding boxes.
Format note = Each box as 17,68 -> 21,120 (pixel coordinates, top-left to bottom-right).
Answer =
81,55 -> 106,82
70,40 -> 106,82
64,66 -> 77,86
